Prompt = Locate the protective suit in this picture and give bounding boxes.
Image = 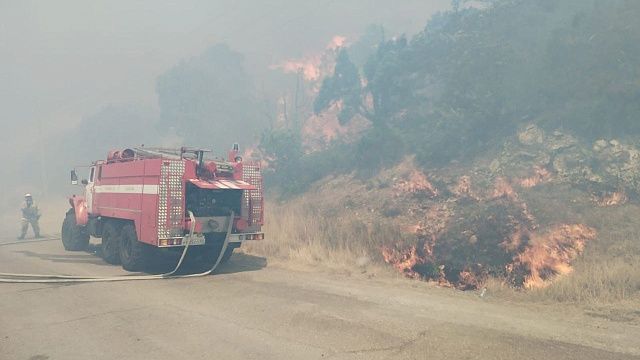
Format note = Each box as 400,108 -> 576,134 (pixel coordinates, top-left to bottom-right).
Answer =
19,194 -> 41,239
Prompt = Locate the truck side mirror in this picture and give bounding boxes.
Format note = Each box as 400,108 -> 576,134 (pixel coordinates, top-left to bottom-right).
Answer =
71,170 -> 78,185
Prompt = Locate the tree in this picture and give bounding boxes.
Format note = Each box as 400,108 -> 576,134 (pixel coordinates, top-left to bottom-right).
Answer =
313,49 -> 363,124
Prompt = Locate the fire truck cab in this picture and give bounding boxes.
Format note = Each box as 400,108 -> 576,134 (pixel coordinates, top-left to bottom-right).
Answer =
62,145 -> 264,272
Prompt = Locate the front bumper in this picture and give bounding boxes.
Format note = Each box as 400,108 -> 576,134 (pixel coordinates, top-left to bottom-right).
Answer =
158,232 -> 264,247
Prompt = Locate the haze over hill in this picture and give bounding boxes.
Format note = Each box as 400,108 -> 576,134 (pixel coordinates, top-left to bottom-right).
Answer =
0,0 -> 449,227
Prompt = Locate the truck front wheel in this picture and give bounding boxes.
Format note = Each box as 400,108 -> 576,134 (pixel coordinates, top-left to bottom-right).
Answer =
119,223 -> 149,271
61,209 -> 89,251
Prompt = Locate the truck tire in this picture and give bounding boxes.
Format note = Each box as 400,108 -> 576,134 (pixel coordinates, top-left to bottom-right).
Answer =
119,223 -> 149,272
101,221 -> 121,265
61,209 -> 89,251
198,241 -> 238,267
183,240 -> 235,272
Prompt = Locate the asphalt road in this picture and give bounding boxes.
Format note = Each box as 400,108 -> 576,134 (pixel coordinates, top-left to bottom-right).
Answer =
1,238 -> 639,360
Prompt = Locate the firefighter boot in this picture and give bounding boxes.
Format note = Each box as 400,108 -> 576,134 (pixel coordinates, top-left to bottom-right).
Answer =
18,219 -> 28,239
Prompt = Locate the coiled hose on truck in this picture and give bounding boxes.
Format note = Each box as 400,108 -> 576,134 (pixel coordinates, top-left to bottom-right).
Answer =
0,211 -> 232,283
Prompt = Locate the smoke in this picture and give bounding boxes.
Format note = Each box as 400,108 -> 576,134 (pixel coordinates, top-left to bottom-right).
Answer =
0,1 -> 449,235
271,35 -> 349,81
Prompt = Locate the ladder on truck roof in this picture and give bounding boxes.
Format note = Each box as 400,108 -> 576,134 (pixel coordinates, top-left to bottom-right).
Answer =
132,147 -> 212,160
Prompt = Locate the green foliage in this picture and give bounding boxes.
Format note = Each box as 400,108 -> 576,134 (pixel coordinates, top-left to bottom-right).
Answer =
313,49 -> 362,124
354,125 -> 405,172
363,36 -> 409,122
264,0 -> 640,192
259,127 -> 313,194
541,1 -> 640,138
359,0 -> 640,166
260,127 -> 303,172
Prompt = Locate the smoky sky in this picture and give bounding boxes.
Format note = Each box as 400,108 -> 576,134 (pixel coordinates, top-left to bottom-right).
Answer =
0,0 -> 448,208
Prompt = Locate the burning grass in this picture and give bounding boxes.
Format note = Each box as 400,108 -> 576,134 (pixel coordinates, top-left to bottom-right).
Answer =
508,224 -> 597,289
379,168 -> 594,290
380,199 -> 596,290
529,255 -> 640,304
248,156 -> 640,306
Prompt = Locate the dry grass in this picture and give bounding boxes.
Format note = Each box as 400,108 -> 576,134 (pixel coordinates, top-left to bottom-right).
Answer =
485,255 -> 640,304
527,211 -> 640,304
528,256 -> 640,303
243,198 -> 410,272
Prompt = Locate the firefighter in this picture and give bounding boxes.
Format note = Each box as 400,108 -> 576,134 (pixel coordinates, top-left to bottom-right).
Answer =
18,194 -> 41,239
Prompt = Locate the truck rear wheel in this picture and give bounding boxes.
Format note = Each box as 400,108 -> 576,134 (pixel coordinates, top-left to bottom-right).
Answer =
61,209 -> 89,251
119,223 -> 149,271
188,238 -> 238,270
181,240 -> 232,272
219,245 -> 237,264
101,221 -> 121,265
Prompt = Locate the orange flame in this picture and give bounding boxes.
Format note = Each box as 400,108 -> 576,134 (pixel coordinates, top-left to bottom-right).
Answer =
380,162 -> 596,290
381,241 -> 449,285
381,245 -> 424,280
270,35 -> 347,82
511,224 -> 597,289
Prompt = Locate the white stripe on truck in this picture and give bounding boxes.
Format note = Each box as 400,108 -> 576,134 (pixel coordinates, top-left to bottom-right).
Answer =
219,180 -> 239,189
94,184 -> 159,195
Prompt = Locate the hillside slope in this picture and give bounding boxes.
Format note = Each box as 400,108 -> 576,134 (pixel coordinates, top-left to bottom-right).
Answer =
249,124 -> 640,305
250,0 -> 640,302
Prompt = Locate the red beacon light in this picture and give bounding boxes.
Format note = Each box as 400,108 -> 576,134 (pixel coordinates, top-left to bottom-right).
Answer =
234,218 -> 248,232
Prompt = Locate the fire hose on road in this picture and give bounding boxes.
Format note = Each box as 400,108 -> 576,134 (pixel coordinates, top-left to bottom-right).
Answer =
0,211 -> 232,283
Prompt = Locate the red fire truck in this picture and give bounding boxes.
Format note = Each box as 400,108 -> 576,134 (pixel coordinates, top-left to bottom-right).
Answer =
62,145 -> 264,272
